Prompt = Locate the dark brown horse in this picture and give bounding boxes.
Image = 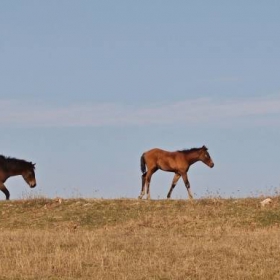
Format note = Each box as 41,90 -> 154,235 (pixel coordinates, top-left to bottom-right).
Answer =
139,146 -> 214,200
0,155 -> 36,200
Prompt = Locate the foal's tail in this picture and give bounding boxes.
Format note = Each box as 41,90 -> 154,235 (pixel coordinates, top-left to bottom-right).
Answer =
140,153 -> 146,174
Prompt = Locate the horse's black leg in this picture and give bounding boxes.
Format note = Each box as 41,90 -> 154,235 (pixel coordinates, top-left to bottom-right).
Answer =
167,173 -> 181,199
0,183 -> 10,200
181,173 -> 193,199
138,172 -> 147,199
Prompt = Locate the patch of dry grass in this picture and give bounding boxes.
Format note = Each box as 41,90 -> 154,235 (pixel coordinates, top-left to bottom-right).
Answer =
0,197 -> 280,279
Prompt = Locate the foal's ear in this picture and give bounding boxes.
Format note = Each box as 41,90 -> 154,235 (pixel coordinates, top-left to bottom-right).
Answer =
32,163 -> 36,169
202,145 -> 208,150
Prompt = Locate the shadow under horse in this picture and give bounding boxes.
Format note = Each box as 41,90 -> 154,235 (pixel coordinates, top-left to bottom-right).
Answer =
139,146 -> 214,200
0,155 -> 37,200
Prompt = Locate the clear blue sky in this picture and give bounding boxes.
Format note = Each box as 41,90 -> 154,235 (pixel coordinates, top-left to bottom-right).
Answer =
1,1 -> 280,199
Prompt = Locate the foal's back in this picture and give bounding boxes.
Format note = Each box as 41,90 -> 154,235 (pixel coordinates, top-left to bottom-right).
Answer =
144,148 -> 176,160
144,148 -> 186,172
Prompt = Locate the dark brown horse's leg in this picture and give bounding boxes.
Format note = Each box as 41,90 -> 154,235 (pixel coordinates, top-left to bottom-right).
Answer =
0,183 -> 10,200
138,173 -> 147,199
181,173 -> 193,199
167,173 -> 181,199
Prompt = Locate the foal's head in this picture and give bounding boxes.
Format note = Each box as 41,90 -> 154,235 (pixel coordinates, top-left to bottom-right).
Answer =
199,146 -> 214,168
22,163 -> 37,188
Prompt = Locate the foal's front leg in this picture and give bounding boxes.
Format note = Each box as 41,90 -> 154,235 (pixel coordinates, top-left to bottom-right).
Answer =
167,173 -> 181,199
181,173 -> 193,199
0,183 -> 10,200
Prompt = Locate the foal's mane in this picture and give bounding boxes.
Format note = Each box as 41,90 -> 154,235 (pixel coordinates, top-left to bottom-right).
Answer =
0,155 -> 35,170
177,146 -> 208,154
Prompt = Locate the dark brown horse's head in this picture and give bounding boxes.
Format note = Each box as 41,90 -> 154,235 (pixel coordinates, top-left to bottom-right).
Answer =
199,146 -> 214,168
22,163 -> 37,188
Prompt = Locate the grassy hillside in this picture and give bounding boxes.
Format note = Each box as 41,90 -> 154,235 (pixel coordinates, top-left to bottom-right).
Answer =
0,197 -> 280,279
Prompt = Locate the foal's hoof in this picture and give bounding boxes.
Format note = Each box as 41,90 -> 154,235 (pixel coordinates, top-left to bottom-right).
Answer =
138,196 -> 143,200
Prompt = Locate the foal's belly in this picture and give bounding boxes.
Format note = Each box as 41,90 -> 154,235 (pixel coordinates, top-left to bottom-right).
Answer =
157,159 -> 178,172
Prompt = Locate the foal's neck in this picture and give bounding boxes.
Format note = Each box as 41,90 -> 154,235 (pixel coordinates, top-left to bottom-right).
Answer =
185,151 -> 201,166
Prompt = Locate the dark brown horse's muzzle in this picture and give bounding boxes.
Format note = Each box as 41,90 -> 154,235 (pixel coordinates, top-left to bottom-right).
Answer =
30,181 -> 37,188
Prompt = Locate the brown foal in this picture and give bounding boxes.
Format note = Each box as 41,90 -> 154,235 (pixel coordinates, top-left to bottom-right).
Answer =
139,146 -> 214,200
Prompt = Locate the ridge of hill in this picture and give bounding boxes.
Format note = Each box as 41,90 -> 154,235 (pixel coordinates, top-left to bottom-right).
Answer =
0,197 -> 279,279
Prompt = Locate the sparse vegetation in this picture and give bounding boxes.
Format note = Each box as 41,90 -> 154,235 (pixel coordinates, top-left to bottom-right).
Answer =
0,196 -> 280,279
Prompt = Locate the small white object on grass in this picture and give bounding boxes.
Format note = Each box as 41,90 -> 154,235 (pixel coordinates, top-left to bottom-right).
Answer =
260,198 -> 272,207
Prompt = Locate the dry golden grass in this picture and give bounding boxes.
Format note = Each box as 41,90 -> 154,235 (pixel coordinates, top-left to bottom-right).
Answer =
0,197 -> 280,279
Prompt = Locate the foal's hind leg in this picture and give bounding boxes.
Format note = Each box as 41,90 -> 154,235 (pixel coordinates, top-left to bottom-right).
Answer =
0,183 -> 10,200
167,173 -> 181,199
138,173 -> 147,199
145,169 -> 157,200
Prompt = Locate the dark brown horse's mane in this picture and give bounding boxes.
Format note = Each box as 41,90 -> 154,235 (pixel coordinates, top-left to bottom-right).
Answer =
177,146 -> 208,154
0,155 -> 35,171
